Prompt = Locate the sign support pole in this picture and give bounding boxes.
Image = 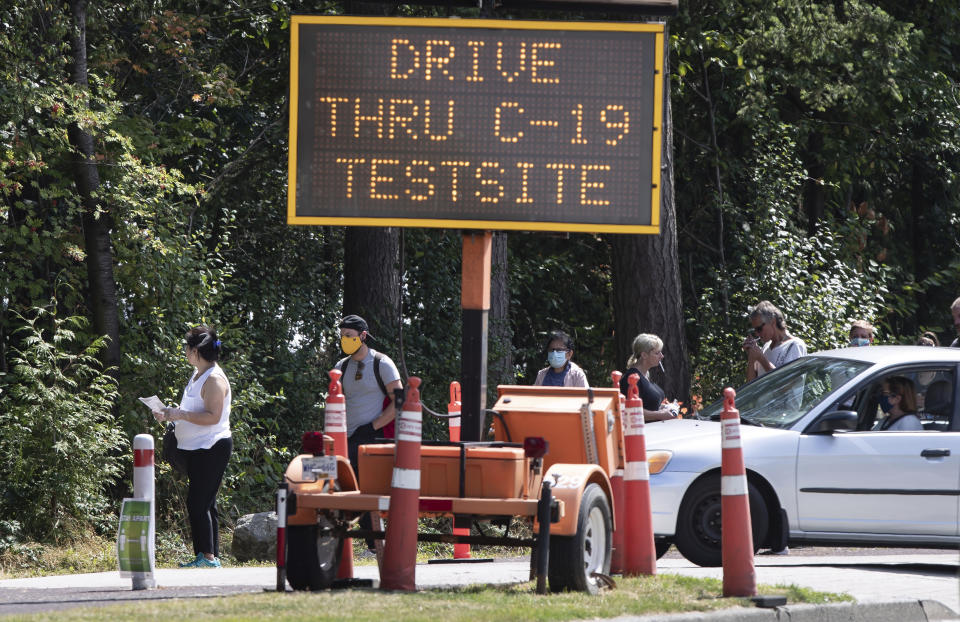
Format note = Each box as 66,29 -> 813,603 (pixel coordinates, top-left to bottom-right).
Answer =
460,231 -> 492,442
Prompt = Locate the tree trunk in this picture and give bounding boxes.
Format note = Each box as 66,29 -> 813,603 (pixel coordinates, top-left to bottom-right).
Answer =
67,0 -> 121,370
607,26 -> 690,405
488,231 -> 513,393
343,227 -> 400,350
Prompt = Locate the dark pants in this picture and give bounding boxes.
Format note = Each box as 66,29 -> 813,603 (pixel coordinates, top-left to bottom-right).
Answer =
348,423 -> 378,548
183,437 -> 233,557
347,422 -> 378,477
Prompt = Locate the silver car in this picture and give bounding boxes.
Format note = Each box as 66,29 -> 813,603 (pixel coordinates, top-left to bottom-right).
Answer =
645,346 -> 960,567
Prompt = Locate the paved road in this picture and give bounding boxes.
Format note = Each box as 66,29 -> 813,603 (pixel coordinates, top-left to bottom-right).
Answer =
1,549 -> 957,618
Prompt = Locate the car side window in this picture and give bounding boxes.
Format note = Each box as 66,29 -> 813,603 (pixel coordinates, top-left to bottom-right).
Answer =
848,368 -> 954,432
914,369 -> 954,431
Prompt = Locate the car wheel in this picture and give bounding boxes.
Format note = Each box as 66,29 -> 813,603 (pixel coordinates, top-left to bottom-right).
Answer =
548,483 -> 612,594
674,474 -> 769,567
286,517 -> 343,590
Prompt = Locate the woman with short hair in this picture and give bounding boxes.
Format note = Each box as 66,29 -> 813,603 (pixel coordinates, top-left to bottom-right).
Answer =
743,300 -> 807,381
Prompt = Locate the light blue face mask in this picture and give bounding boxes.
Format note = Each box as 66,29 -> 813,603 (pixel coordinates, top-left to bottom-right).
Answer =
547,350 -> 568,369
849,337 -> 870,347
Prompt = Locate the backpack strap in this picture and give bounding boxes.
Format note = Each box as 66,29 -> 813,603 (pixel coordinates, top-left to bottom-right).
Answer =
337,353 -> 388,397
372,351 -> 387,397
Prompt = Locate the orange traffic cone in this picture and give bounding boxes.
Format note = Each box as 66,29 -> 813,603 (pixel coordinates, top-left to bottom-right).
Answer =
720,387 -> 757,597
609,370 -> 626,575
622,373 -> 656,575
447,381 -> 471,560
380,377 -> 423,591
325,369 -> 353,580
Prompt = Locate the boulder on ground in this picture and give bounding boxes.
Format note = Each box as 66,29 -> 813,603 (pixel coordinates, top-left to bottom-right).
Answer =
232,511 -> 277,562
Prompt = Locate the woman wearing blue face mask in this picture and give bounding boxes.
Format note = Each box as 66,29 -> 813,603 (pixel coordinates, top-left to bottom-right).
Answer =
534,330 -> 589,387
874,376 -> 922,431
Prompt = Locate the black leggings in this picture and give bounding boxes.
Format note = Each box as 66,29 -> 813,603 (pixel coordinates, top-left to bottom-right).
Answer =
183,437 -> 232,557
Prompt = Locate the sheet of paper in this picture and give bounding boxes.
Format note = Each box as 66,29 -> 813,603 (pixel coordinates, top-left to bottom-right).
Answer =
138,395 -> 165,412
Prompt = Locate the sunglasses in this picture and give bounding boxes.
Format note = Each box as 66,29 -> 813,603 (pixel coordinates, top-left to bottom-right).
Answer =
355,360 -> 364,381
881,391 -> 899,398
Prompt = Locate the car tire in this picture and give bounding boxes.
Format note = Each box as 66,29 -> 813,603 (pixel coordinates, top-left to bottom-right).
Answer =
548,483 -> 612,594
286,518 -> 343,590
674,474 -> 769,567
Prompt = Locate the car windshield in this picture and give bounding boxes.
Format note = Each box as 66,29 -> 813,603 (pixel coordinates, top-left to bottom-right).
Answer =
697,356 -> 872,429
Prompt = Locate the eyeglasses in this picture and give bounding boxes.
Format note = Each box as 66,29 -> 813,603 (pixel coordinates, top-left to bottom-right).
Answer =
881,391 -> 899,398
355,360 -> 364,381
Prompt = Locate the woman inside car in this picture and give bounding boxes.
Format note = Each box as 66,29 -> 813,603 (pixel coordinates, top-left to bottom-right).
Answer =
874,376 -> 922,431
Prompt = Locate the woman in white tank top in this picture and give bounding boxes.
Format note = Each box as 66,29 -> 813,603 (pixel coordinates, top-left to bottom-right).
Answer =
152,326 -> 232,568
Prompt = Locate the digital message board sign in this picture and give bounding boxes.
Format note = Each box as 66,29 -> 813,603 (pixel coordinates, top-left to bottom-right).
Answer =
288,17 -> 664,233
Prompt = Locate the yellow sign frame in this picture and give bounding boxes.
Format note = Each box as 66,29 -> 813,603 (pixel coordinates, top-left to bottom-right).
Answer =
287,16 -> 664,234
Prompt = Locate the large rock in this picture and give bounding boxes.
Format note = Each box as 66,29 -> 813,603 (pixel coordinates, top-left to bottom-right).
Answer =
232,511 -> 277,562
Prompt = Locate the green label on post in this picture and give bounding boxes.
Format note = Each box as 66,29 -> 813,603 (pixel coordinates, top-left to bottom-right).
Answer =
117,498 -> 153,577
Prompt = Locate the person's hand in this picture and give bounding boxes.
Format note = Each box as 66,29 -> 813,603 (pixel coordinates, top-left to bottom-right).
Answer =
152,409 -> 165,423
161,406 -> 182,421
743,337 -> 762,359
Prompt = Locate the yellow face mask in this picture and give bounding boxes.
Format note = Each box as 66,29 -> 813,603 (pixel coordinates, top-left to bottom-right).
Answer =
340,335 -> 362,355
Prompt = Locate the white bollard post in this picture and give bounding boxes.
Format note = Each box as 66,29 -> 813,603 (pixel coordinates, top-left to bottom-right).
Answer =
132,434 -> 157,590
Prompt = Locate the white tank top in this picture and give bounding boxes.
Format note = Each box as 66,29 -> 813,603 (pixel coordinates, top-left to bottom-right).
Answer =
175,364 -> 232,450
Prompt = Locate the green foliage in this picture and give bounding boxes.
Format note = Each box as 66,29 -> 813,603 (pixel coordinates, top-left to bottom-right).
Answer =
508,233 -> 616,388
690,127 -> 888,403
0,307 -> 125,542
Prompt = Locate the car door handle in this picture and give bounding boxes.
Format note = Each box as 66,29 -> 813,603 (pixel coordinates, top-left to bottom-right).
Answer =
920,449 -> 951,458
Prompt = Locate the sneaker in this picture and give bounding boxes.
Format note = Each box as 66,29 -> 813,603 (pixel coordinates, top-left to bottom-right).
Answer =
179,553 -> 204,568
196,556 -> 222,568
179,553 -> 221,568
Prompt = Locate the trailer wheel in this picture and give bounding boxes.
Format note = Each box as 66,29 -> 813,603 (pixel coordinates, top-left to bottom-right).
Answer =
548,483 -> 612,594
286,516 -> 342,591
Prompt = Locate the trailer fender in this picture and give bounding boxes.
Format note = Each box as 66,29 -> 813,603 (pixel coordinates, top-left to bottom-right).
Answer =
283,454 -> 359,526
539,463 -> 613,536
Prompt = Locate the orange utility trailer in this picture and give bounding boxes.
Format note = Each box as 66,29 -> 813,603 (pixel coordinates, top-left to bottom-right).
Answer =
280,385 -> 625,594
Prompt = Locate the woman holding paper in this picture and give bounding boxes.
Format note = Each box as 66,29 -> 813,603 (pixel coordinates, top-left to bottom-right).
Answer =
153,325 -> 232,568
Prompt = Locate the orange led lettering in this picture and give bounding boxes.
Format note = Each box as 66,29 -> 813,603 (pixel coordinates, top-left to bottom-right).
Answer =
423,99 -> 455,141
388,99 -> 419,140
354,98 -> 384,139
440,160 -> 470,201
580,164 -> 611,206
496,41 -> 525,83
546,163 -> 576,204
318,97 -> 349,137
390,39 -> 419,80
370,159 -> 400,199
466,41 -> 485,82
515,162 -> 535,204
494,102 -> 523,143
335,158 -> 365,198
530,42 -> 560,84
601,105 -> 630,146
405,160 -> 436,201
424,40 -> 454,81
475,162 -> 504,203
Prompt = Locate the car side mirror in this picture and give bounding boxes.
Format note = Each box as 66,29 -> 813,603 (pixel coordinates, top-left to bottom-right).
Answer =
812,410 -> 858,434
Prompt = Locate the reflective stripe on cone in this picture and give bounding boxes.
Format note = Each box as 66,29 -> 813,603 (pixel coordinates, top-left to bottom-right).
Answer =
720,387 -> 757,597
381,377 -> 423,591
621,373 -> 656,576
